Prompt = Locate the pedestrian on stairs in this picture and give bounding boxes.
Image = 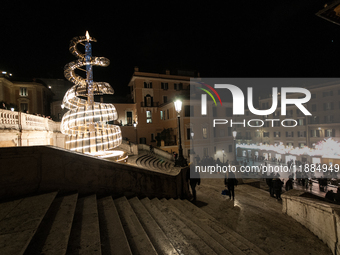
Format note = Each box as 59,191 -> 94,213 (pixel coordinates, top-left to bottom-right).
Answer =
224,171 -> 238,200
187,164 -> 200,203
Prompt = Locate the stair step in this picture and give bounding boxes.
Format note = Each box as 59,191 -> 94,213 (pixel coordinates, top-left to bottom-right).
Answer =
179,199 -> 268,255
166,198 -> 244,255
97,196 -> 132,255
114,197 -> 157,255
128,197 -> 178,255
0,191 -> 58,255
150,198 -> 217,255
161,198 -> 235,255
67,194 -> 101,255
141,197 -> 199,255
25,193 -> 78,255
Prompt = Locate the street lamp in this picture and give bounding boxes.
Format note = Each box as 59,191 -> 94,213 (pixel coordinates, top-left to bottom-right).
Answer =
232,130 -> 238,164
133,121 -> 137,144
174,99 -> 187,167
222,149 -> 225,164
191,131 -> 195,154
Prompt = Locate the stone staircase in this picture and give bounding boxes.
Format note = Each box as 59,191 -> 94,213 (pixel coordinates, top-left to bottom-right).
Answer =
0,191 -> 268,255
136,153 -> 175,173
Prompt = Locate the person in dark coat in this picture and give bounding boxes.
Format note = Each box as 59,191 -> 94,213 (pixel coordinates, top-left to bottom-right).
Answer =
285,178 -> 293,191
224,172 -> 238,200
266,174 -> 274,197
273,178 -> 284,200
187,164 -> 200,202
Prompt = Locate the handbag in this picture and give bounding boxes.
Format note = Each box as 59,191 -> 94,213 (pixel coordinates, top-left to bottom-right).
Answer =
221,189 -> 230,196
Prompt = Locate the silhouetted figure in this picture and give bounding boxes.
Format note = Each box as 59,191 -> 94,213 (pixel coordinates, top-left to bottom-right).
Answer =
224,172 -> 238,200
273,178 -> 283,200
266,175 -> 274,197
325,190 -> 335,202
187,164 -> 200,202
285,179 -> 293,191
335,188 -> 340,204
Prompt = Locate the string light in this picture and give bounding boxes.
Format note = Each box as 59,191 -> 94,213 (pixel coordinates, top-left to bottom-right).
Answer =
61,32 -> 124,160
237,138 -> 340,158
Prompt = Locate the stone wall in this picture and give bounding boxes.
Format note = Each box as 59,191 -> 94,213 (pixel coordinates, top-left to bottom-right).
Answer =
0,146 -> 190,201
282,190 -> 340,255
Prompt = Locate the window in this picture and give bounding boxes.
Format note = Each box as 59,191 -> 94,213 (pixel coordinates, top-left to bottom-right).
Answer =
263,132 -> 270,137
245,131 -> 251,139
163,96 -> 167,104
297,119 -> 305,126
297,131 -> 306,137
187,128 -> 191,140
144,95 -> 153,107
203,127 -> 208,139
214,146 -> 216,154
229,144 -> 233,153
20,87 -> 28,96
184,105 -> 193,117
323,91 -> 333,97
324,115 -> 334,123
20,103 -> 28,112
161,82 -> 168,90
146,111 -> 152,123
310,130 -> 320,137
285,131 -> 294,137
151,133 -> 155,141
311,93 -> 316,99
299,143 -> 305,148
323,102 -> 334,110
144,81 -> 152,88
160,111 -> 163,120
326,129 -> 335,137
174,83 -> 179,90
309,116 -> 319,124
126,111 -> 132,125
167,109 -> 169,119
213,107 -> 217,117
286,142 -> 294,147
203,148 -> 208,157
274,132 -> 281,137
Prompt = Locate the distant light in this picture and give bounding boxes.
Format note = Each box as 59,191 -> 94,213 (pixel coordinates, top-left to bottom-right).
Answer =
48,86 -> 52,89
9,73 -> 12,76
2,71 -> 6,74
61,104 -> 65,109
10,108 -> 14,111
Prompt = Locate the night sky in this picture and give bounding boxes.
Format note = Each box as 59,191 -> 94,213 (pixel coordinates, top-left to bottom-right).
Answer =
1,1 -> 340,96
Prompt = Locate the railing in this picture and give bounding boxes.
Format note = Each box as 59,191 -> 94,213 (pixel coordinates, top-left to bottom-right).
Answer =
0,109 -> 61,132
140,102 -> 160,107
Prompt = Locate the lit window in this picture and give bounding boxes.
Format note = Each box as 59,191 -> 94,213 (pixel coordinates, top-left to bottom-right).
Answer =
160,111 -> 163,120
146,111 -> 152,123
203,127 -> 208,139
20,87 -> 28,96
144,81 -> 152,88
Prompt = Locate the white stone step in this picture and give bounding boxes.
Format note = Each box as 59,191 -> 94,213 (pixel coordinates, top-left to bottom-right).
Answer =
161,198 -> 235,255
150,198 -> 217,255
25,193 -> 78,255
97,196 -> 132,255
166,198 -> 244,255
128,197 -> 178,255
114,197 -> 157,255
178,199 -> 268,255
0,191 -> 58,255
140,197 -> 199,255
67,194 -> 101,255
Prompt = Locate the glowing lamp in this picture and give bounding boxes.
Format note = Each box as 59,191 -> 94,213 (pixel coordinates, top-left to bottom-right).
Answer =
174,99 -> 182,114
232,130 -> 237,139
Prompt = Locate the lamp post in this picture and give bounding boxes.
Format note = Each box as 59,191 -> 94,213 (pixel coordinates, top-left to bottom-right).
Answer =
222,149 -> 225,164
191,131 -> 195,154
133,121 -> 137,144
174,99 -> 187,167
233,130 -> 237,164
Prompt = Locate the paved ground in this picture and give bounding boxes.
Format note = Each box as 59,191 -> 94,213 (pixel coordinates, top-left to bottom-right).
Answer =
194,178 -> 332,255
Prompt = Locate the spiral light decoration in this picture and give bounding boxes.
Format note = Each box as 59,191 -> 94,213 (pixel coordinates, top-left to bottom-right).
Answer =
61,31 -> 125,160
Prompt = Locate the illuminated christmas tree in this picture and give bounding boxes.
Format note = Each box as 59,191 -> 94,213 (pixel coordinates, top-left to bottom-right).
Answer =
61,31 -> 125,160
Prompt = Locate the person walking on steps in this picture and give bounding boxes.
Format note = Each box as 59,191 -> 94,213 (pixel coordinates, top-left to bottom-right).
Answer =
224,171 -> 238,200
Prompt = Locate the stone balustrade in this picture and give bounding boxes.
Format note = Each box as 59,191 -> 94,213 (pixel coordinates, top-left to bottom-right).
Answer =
0,109 -> 60,132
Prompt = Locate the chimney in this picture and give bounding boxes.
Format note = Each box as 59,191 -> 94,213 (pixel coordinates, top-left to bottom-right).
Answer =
134,66 -> 139,72
165,69 -> 170,75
